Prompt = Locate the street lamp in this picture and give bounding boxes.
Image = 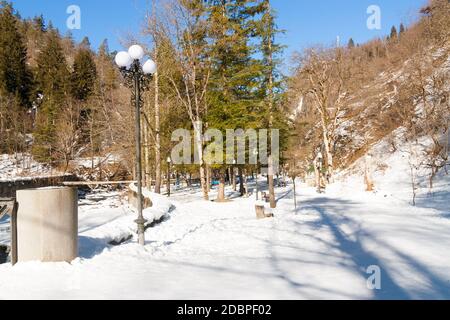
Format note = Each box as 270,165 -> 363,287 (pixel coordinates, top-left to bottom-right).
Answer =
115,45 -> 157,246
167,157 -> 172,197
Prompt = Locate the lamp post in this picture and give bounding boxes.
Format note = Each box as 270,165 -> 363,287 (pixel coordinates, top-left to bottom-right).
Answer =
167,157 -> 172,197
115,45 -> 157,246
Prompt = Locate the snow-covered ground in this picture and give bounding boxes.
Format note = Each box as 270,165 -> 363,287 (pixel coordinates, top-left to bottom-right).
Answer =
0,171 -> 449,299
0,134 -> 449,299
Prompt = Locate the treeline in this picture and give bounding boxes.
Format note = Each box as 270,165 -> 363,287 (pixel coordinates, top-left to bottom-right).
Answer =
0,0 -> 289,203
0,1 -> 128,173
140,0 -> 289,202
287,0 -> 450,192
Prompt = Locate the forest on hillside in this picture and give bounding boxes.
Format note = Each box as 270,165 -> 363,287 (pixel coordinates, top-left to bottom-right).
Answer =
0,0 -> 448,199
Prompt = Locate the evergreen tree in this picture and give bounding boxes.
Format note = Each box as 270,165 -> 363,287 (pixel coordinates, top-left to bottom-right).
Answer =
70,44 -> 97,101
32,30 -> 69,162
390,26 -> 398,41
33,14 -> 46,32
207,0 -> 262,129
0,2 -> 32,107
80,36 -> 91,48
399,23 -> 406,36
97,39 -> 117,91
98,39 -> 110,57
204,0 -> 263,199
347,38 -> 355,49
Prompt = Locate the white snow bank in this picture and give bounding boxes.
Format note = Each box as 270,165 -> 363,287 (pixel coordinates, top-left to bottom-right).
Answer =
128,183 -> 173,222
79,189 -> 172,246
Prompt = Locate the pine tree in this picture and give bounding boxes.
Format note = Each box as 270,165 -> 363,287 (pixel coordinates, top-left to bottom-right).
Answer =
206,0 -> 263,200
207,0 -> 263,128
390,26 -> 398,41
399,23 -> 406,36
35,31 -> 69,98
70,44 -> 97,101
33,14 -> 46,32
32,30 -> 69,162
80,36 -> 91,48
0,2 -> 32,107
347,38 -> 355,49
98,39 -> 110,57
98,39 -> 116,90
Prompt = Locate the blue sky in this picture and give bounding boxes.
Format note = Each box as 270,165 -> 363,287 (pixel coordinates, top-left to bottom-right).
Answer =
12,0 -> 426,69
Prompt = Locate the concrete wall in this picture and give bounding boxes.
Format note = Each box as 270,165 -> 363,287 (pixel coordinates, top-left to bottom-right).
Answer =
0,175 -> 76,198
16,187 -> 78,263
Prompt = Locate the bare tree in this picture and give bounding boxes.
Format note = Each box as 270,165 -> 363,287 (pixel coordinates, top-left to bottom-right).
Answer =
298,47 -> 350,182
163,0 -> 212,200
53,101 -> 82,171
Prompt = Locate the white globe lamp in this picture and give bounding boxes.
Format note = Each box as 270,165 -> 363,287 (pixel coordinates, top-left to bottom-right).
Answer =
143,59 -> 157,75
128,45 -> 145,60
115,51 -> 132,68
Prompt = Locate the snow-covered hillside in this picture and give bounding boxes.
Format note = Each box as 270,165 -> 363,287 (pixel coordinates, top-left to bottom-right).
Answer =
0,154 -> 62,181
339,128 -> 449,210
0,138 -> 449,299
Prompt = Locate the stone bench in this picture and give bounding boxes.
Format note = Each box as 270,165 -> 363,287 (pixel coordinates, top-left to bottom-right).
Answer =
255,201 -> 274,220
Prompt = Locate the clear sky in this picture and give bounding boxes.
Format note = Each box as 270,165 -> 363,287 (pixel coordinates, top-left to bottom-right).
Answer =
11,0 -> 426,70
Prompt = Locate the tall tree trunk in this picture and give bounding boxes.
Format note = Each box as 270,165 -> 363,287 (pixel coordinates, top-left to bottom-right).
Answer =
194,122 -> 209,200
217,170 -> 226,202
266,0 -> 276,209
154,71 -> 162,194
232,166 -> 237,191
90,118 -> 95,171
293,177 -> 297,210
268,155 -> 276,208
206,164 -> 211,192
238,167 -> 245,196
244,169 -> 249,197
321,121 -> 334,181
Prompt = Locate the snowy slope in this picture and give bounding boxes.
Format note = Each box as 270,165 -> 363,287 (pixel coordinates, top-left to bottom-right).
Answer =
338,128 -> 450,214
0,154 -> 64,181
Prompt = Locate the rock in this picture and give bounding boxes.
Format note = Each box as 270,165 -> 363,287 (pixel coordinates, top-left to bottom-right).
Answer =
128,189 -> 152,209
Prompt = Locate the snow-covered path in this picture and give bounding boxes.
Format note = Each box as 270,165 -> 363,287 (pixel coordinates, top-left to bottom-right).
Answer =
0,182 -> 449,299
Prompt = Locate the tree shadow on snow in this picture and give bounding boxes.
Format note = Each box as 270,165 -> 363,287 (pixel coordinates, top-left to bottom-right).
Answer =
414,190 -> 450,218
78,236 -> 111,259
279,197 -> 450,299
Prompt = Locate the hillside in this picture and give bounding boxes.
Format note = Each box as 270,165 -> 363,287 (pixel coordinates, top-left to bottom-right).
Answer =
287,0 -> 449,197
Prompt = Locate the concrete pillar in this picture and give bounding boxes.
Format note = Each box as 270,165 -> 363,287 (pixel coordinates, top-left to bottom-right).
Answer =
16,187 -> 78,263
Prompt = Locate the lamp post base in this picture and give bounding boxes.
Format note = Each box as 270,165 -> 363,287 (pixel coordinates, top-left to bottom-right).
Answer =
135,217 -> 147,246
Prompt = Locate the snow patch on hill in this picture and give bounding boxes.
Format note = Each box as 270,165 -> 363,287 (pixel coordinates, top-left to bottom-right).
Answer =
336,127 -> 449,216
0,154 -> 63,181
